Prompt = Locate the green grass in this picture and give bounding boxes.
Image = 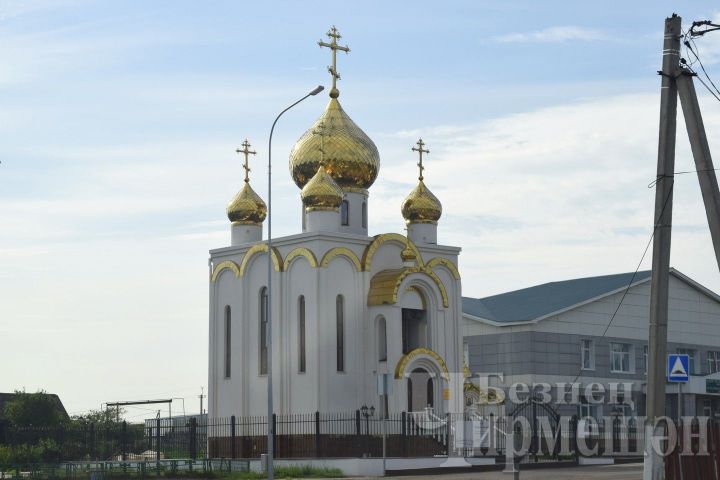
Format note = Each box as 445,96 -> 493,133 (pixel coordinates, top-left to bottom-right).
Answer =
0,465 -> 345,480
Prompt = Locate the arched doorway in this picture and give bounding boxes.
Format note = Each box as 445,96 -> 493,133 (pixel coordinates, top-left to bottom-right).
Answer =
407,368 -> 435,412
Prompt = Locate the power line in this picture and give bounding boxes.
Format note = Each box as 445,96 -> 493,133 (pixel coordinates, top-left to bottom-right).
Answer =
568,180 -> 675,387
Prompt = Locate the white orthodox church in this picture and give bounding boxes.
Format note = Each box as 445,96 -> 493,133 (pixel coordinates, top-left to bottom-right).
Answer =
208,27 -> 466,418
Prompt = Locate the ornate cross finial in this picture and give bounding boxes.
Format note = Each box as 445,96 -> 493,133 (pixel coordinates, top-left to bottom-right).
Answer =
318,26 -> 350,99
412,138 -> 429,181
235,139 -> 256,183
312,121 -> 331,166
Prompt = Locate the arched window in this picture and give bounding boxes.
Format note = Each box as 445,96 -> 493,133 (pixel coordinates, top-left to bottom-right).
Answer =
259,287 -> 268,375
224,305 -> 231,378
298,295 -> 306,373
362,202 -> 367,228
378,317 -> 387,362
336,295 -> 345,372
340,200 -> 349,226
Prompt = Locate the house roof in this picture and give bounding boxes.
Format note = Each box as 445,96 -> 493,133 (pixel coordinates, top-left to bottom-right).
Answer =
462,270 -> 653,325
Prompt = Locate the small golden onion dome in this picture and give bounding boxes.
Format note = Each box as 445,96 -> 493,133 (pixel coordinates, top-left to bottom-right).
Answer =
400,243 -> 417,262
401,180 -> 442,225
301,165 -> 344,212
289,99 -> 380,191
227,182 -> 267,225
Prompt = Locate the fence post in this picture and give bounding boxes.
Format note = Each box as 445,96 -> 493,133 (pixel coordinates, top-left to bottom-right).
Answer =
314,412 -> 321,458
401,411 -> 407,457
569,415 -> 579,465
122,421 -> 127,461
156,417 -> 161,464
230,415 -> 236,459
272,414 -> 277,458
445,413 -> 450,455
189,418 -> 197,460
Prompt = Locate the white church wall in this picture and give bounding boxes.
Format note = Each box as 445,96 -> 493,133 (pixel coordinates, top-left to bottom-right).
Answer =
284,257 -> 318,412
320,255 -> 363,412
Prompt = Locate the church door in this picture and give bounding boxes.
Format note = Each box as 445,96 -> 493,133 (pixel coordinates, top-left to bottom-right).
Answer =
408,368 -> 434,412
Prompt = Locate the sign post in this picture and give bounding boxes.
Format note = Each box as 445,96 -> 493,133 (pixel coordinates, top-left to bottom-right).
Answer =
667,354 -> 690,422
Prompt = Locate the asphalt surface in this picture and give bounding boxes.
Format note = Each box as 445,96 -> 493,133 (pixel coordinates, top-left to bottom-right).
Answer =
330,462 -> 644,479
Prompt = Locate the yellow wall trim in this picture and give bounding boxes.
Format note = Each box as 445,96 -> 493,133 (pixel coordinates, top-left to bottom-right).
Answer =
210,260 -> 241,282
320,247 -> 362,272
238,243 -> 283,277
362,233 -> 424,271
425,257 -> 461,280
394,347 -> 450,380
283,247 -> 318,270
367,266 -> 449,308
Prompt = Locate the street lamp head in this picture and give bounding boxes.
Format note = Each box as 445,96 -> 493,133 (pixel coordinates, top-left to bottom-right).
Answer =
309,85 -> 325,96
360,405 -> 368,416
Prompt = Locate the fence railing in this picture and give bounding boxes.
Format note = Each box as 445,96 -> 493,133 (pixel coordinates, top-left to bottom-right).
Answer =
0,411 -> 659,466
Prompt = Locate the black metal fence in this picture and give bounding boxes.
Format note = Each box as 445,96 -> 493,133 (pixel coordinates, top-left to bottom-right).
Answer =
0,411 -> 651,467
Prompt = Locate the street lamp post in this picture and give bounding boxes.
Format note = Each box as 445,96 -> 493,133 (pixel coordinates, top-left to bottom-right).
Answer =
266,85 -> 324,480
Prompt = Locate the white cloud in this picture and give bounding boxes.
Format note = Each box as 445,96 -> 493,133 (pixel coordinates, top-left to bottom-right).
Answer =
494,26 -> 610,44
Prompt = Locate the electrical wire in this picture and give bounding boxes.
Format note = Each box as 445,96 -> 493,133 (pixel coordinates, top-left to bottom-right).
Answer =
568,180 -> 675,387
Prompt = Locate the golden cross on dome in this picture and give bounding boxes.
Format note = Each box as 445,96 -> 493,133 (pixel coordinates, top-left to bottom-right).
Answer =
235,139 -> 256,183
412,138 -> 429,181
318,26 -> 350,98
312,121 -> 330,166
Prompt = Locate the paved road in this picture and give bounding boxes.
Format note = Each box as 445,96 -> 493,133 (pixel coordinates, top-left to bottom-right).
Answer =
340,463 -> 643,479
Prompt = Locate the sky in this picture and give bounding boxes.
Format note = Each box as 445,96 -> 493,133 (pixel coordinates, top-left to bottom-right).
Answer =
2,0 -> 720,418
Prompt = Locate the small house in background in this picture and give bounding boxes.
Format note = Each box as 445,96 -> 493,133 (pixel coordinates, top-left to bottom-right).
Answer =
0,392 -> 69,423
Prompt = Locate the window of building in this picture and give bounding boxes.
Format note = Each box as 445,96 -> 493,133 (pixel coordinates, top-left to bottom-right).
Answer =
259,287 -> 268,375
610,343 -> 632,373
336,295 -> 345,372
581,339 -> 594,370
340,200 -> 349,226
677,348 -> 696,375
708,351 -> 720,374
378,317 -> 387,362
298,295 -> 306,373
579,398 -> 599,420
362,202 -> 367,228
224,305 -> 231,378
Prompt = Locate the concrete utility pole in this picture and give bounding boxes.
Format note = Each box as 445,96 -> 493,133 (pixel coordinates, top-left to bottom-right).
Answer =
676,72 -> 720,271
645,13 -> 682,480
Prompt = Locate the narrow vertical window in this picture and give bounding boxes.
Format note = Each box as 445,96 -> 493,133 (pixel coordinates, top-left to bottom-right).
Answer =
299,295 -> 306,373
336,295 -> 345,372
341,200 -> 349,226
361,202 -> 367,228
260,287 -> 268,375
426,378 -> 434,409
581,339 -> 594,370
224,305 -> 231,378
378,317 -> 387,362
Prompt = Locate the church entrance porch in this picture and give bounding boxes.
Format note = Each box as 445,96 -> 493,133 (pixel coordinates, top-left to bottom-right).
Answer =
395,347 -> 451,415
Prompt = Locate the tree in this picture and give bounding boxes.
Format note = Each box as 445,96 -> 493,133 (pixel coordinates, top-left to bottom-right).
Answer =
4,390 -> 65,427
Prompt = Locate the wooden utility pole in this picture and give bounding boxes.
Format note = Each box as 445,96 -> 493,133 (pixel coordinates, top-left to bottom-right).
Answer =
676,73 -> 720,271
645,13 -> 682,480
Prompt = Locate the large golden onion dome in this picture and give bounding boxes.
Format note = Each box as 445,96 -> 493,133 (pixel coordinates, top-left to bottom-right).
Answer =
227,182 -> 267,225
401,180 -> 442,225
289,98 -> 380,191
227,140 -> 267,225
401,138 -> 442,225
301,164 -> 344,211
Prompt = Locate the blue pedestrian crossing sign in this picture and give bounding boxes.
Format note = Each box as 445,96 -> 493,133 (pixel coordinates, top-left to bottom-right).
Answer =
667,354 -> 690,382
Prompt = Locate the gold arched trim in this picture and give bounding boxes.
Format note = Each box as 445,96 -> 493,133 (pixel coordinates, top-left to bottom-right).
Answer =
211,260 -> 241,282
367,267 -> 448,308
362,233 -> 424,271
283,247 -> 318,270
394,347 -> 450,380
426,257 -> 461,280
238,243 -> 283,276
320,247 -> 362,272
464,382 -> 481,394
